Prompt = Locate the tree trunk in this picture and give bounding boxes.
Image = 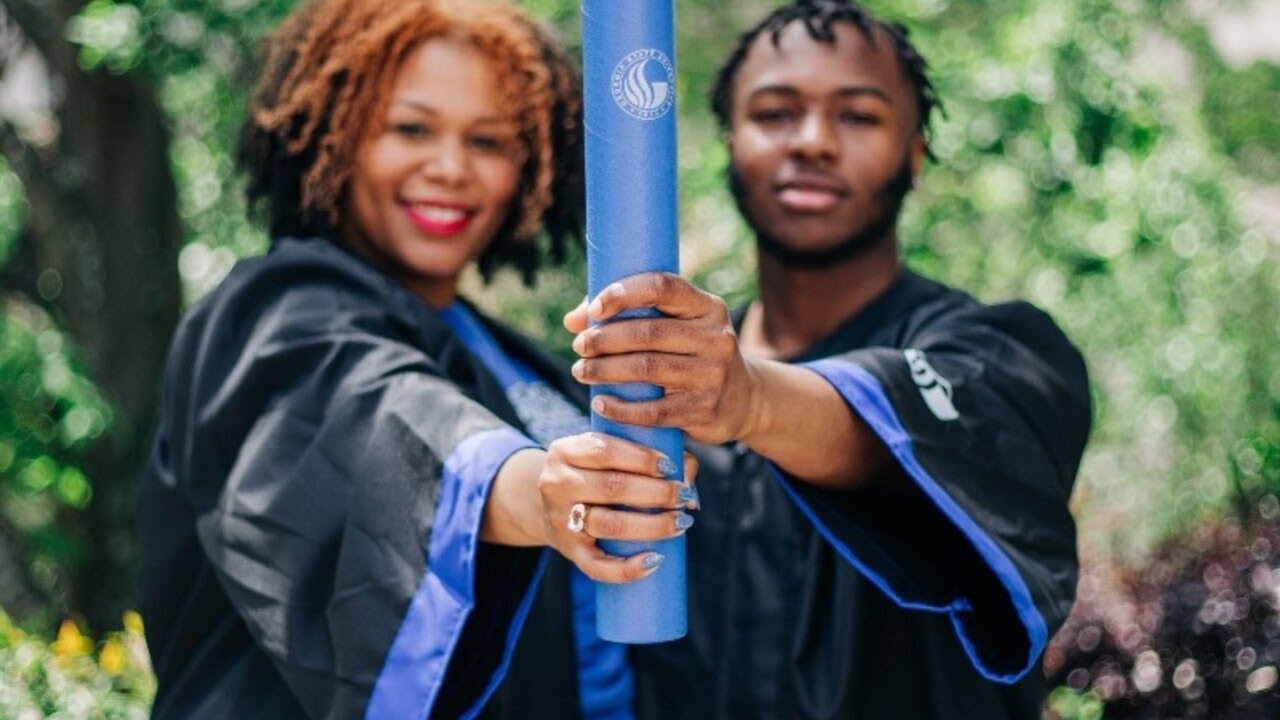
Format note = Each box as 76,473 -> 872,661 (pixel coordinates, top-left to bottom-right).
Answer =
0,521 -> 43,621
63,69 -> 182,632
1,0 -> 182,631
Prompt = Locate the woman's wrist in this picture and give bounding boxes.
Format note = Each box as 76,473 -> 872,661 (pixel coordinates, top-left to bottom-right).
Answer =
480,448 -> 550,547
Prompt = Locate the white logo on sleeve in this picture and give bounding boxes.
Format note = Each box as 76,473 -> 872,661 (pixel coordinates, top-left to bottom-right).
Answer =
611,49 -> 675,120
904,349 -> 959,421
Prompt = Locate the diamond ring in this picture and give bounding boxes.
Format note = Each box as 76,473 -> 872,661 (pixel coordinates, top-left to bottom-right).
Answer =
567,503 -> 589,534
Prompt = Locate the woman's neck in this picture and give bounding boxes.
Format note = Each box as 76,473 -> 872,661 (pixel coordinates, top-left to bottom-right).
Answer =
337,225 -> 458,308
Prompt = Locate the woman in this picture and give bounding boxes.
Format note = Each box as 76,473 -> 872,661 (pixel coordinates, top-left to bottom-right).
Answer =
137,1 -> 694,718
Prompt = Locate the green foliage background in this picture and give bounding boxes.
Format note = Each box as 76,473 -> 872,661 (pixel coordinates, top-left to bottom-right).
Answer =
0,0 -> 1276,714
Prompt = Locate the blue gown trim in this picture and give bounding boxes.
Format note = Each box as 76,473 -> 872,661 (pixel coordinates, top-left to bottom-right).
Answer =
437,302 -> 637,719
781,358 -> 1048,684
366,426 -> 543,719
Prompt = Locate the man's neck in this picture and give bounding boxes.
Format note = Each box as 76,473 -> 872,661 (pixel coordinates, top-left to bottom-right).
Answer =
741,236 -> 902,360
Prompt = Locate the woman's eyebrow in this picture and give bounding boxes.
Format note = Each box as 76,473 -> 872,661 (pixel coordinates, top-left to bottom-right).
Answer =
392,98 -> 513,125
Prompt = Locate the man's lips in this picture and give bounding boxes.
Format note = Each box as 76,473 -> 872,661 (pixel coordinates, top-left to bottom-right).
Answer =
402,201 -> 476,236
774,174 -> 849,213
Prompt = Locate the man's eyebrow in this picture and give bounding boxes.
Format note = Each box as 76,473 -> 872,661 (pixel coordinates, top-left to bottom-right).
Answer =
746,84 -> 893,103
745,84 -> 801,100
834,85 -> 892,103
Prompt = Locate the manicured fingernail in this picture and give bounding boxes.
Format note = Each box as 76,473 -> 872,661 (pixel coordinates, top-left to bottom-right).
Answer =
658,455 -> 678,478
675,511 -> 695,532
572,359 -> 585,378
641,553 -> 665,571
591,396 -> 606,414
678,484 -> 699,507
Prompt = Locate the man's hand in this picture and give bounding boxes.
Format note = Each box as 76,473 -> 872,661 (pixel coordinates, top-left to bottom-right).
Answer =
566,272 -> 902,492
565,272 -> 765,446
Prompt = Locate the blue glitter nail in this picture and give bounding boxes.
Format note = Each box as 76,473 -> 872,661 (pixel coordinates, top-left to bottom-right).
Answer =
658,456 -> 678,478
678,485 -> 699,506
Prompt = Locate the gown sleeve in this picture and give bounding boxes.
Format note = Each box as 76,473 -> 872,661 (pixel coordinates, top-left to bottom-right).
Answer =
777,300 -> 1091,683
164,269 -> 544,719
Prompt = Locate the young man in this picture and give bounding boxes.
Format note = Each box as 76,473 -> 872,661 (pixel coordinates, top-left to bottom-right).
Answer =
558,1 -> 1092,717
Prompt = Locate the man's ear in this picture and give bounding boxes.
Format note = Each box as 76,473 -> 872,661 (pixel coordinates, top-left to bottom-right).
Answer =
909,133 -> 926,186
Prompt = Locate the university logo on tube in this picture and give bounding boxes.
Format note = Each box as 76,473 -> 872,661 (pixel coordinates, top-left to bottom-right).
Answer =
904,349 -> 960,421
612,49 -> 675,120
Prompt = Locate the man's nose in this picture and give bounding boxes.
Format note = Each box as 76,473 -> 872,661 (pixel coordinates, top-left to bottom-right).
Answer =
789,111 -> 838,161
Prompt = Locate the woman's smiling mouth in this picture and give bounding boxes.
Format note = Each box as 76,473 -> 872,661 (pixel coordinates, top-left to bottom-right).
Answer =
402,200 -> 477,236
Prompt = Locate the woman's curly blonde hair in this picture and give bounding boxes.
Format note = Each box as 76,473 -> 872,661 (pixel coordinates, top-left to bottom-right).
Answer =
237,0 -> 583,282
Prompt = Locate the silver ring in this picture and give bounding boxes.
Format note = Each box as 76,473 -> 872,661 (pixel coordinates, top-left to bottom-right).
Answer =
567,503 -> 589,534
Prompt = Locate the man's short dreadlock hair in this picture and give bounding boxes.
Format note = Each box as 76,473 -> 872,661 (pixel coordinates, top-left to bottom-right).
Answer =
710,0 -> 940,151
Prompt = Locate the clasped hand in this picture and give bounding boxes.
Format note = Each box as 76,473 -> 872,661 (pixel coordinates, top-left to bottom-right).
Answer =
537,433 -> 698,583
566,272 -> 762,445
512,274 -> 765,583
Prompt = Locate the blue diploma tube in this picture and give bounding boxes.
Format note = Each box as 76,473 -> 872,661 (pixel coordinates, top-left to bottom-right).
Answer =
582,0 -> 686,643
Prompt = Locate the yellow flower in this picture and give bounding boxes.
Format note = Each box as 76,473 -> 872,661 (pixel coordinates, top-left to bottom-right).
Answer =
122,610 -> 144,637
51,619 -> 92,658
99,637 -> 126,675
0,609 -> 21,647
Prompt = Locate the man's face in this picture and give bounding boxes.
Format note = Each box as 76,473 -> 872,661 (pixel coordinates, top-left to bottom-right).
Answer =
726,21 -> 925,266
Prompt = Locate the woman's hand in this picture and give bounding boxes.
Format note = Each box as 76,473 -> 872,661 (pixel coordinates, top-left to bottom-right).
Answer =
565,273 -> 763,445
537,432 -> 698,583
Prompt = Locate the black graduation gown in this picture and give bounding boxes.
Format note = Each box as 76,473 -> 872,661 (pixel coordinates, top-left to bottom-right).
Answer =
137,237 -> 586,720
139,237 -> 1088,719
622,270 -> 1092,719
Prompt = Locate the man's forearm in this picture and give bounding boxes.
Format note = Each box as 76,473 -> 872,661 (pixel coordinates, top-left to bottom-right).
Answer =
740,360 -> 901,491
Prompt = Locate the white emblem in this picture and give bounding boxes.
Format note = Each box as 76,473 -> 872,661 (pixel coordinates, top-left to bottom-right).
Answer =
904,349 -> 959,421
611,49 -> 675,120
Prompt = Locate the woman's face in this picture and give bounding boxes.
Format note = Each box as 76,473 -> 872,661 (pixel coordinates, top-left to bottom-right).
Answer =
342,37 -> 523,307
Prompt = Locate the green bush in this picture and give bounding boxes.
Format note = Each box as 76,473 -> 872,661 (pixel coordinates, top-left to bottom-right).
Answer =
0,300 -> 112,622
